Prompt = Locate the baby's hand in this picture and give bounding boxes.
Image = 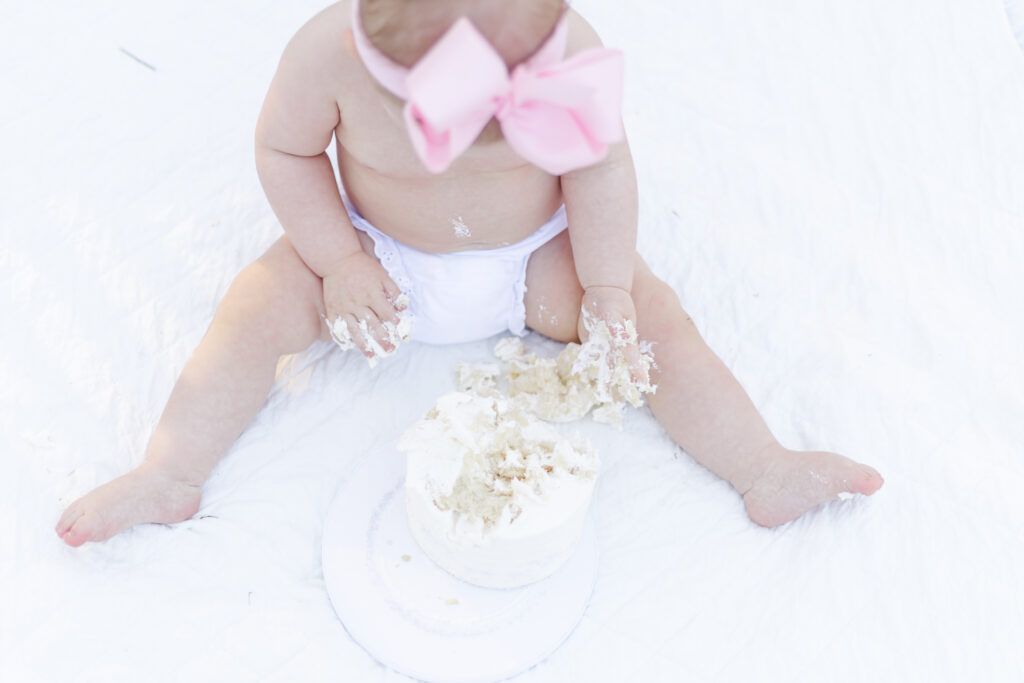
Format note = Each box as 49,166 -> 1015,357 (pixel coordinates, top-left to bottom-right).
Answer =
578,285 -> 648,386
321,251 -> 408,363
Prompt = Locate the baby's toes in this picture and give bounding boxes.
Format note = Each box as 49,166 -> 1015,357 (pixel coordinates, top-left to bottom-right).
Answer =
818,454 -> 884,501
848,463 -> 884,497
62,512 -> 108,548
55,503 -> 84,537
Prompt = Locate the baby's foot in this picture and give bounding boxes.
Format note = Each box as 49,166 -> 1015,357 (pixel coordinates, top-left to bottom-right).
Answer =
55,462 -> 201,547
742,447 -> 883,527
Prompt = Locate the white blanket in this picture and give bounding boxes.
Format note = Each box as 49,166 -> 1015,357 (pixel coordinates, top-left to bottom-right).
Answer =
2,0 -> 1022,680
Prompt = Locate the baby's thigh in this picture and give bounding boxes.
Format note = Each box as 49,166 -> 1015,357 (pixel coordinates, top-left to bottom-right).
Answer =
225,235 -> 329,351
522,231 -> 584,343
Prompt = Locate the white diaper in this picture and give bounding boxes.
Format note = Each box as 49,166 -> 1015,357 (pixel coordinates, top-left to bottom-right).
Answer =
345,202 -> 567,345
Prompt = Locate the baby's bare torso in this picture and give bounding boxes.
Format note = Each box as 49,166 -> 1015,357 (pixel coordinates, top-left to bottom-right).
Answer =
325,2 -> 567,253
335,114 -> 563,253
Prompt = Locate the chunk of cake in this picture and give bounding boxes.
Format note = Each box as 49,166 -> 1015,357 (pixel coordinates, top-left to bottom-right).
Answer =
399,392 -> 598,588
455,310 -> 657,426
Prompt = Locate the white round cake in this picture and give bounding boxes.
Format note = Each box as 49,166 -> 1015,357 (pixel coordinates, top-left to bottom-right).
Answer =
398,392 -> 599,589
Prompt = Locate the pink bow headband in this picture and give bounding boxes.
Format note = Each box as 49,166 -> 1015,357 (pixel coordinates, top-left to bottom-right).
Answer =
351,0 -> 625,175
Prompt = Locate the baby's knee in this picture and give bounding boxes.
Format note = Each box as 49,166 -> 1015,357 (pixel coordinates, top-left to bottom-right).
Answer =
637,276 -> 696,344
215,258 -> 322,353
218,262 -> 265,314
645,277 -> 681,313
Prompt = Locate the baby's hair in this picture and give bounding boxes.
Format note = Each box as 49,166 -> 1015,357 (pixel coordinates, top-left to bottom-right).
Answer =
360,0 -> 565,67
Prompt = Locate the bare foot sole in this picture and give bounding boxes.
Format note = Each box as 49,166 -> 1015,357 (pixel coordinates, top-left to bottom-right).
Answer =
55,463 -> 202,547
742,448 -> 883,527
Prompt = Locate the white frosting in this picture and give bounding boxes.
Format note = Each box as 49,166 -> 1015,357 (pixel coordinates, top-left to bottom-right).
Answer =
573,308 -> 656,407
450,216 -> 471,238
399,392 -> 598,588
457,315 -> 656,426
454,361 -> 500,396
325,294 -> 411,368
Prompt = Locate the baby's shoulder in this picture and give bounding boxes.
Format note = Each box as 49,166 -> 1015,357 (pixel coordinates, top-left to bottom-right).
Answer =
277,1 -> 363,93
564,8 -> 606,56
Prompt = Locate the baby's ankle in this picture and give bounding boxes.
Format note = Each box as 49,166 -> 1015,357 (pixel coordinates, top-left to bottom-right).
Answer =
731,441 -> 785,495
137,458 -> 207,490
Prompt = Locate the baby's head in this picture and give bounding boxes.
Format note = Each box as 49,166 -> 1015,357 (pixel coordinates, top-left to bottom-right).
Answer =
359,0 -> 565,68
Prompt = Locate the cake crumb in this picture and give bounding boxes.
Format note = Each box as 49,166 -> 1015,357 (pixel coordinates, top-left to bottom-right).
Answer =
456,317 -> 656,426
445,598 -> 460,605
399,392 -> 597,534
450,216 -> 471,238
454,362 -> 500,397
401,554 -> 411,562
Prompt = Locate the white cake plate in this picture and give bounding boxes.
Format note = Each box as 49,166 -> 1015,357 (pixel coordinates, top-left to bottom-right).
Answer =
321,443 -> 599,683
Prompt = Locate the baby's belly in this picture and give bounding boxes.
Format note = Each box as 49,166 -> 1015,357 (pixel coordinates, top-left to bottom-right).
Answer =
339,157 -> 563,254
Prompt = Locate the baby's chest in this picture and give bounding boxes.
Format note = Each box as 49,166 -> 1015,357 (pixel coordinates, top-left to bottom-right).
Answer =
332,94 -> 562,252
337,108 -> 523,178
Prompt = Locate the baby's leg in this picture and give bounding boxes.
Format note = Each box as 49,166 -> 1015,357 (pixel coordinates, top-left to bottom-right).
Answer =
523,233 -> 883,527
56,236 -> 331,546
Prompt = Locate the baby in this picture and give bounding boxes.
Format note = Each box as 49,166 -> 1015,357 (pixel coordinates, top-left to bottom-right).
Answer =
56,0 -> 882,547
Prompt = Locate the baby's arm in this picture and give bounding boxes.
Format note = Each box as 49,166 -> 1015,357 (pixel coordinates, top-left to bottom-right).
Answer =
255,14 -> 359,277
562,139 -> 645,380
560,15 -> 643,377
561,138 -> 638,295
255,11 -> 403,357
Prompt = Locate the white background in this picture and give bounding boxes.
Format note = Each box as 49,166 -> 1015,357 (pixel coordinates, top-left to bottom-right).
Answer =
2,0 -> 1023,681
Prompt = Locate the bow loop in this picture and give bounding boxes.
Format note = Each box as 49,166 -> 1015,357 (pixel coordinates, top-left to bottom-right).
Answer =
403,18 -> 508,173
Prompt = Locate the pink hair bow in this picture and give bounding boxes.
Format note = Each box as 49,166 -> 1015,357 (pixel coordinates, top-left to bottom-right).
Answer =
402,18 -> 624,176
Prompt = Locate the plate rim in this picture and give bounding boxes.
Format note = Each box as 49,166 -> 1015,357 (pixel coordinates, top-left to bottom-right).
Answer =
320,443 -> 599,683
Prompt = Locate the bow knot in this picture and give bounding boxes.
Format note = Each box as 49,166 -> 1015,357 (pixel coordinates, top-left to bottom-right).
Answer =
403,18 -> 624,176
493,91 -> 515,122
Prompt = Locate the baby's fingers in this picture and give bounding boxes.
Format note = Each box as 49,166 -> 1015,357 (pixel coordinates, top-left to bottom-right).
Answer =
380,278 -> 406,313
371,284 -> 404,326
324,313 -> 356,350
622,342 -> 650,386
350,308 -> 394,357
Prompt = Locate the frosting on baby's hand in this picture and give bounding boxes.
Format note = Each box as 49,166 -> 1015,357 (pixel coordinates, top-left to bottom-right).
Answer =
456,320 -> 656,427
573,308 -> 655,405
325,294 -> 411,368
